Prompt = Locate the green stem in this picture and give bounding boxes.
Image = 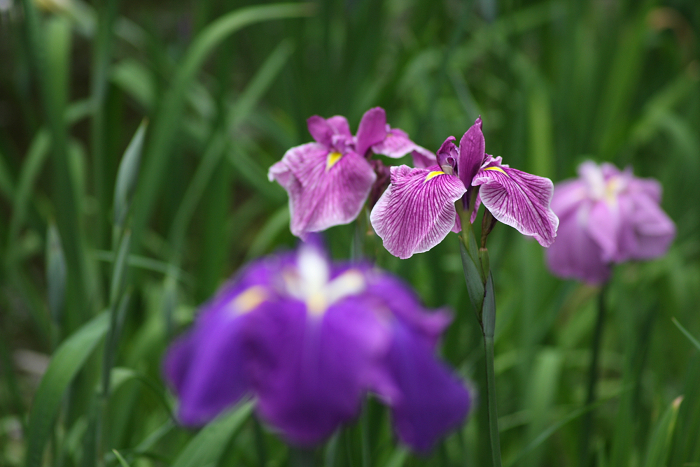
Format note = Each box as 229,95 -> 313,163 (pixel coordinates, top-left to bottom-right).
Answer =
578,284 -> 607,467
484,335 -> 503,467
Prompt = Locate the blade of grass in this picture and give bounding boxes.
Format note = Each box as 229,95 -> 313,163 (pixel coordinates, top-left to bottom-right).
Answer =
23,312 -> 110,467
672,317 -> 700,351
131,3 -> 314,250
170,401 -> 253,467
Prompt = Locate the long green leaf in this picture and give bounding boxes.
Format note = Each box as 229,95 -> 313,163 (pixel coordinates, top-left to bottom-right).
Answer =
131,3 -> 314,249
672,317 -> 700,351
24,313 -> 110,467
171,401 -> 254,467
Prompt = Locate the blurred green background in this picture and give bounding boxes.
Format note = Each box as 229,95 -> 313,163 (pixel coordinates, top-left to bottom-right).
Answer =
1,0 -> 699,465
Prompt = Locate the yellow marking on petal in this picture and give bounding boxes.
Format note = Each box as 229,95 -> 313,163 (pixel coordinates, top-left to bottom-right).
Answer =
484,166 -> 508,176
306,292 -> 327,316
326,151 -> 343,171
425,170 -> 445,181
231,286 -> 268,315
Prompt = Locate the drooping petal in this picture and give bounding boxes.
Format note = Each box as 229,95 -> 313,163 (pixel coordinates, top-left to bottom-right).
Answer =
164,313 -> 254,426
545,202 -> 611,284
364,273 -> 453,348
412,146 -> 438,168
371,127 -> 423,159
253,296 -> 390,446
370,165 -> 467,259
472,166 -> 559,247
268,143 -> 376,238
377,322 -> 470,452
586,200 -> 623,262
356,107 -> 387,156
458,118 -> 486,194
617,191 -> 676,261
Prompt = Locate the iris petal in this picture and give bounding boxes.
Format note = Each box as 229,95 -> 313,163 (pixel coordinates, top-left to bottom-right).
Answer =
472,166 -> 559,247
370,165 -> 467,259
268,143 -> 376,239
355,107 -> 387,156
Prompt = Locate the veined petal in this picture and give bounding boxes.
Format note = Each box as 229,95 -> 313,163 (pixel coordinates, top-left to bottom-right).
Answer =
268,143 -> 376,238
377,323 -> 470,452
473,166 -> 559,247
370,165 -> 467,259
356,107 -> 387,156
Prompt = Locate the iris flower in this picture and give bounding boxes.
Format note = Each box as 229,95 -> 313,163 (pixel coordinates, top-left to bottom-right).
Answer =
546,161 -> 675,284
164,242 -> 470,451
370,117 -> 559,259
268,107 -> 432,239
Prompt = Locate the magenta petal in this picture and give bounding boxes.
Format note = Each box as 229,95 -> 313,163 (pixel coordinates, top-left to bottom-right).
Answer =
372,128 -> 419,159
326,116 -> 352,138
306,116 -> 332,147
370,165 -> 467,259
412,146 -> 438,168
473,167 -> 559,247
356,107 -> 387,156
586,201 -> 623,261
458,118 -> 486,190
268,143 -> 376,238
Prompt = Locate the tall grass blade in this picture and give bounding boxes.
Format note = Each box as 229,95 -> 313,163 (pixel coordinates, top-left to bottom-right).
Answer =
24,313 -> 110,467
131,3 -> 314,247
170,401 -> 253,467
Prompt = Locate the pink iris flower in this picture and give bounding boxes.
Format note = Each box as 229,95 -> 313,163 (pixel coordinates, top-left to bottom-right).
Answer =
268,108 -> 432,239
370,117 -> 559,259
546,161 -> 676,284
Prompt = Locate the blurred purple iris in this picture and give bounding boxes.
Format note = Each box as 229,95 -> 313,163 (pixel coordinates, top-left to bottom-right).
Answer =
370,117 -> 559,259
546,161 -> 675,284
268,107 -> 433,239
164,242 -> 471,451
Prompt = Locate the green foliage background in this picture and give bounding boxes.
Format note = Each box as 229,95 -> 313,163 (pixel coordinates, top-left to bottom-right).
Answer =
1,0 -> 699,465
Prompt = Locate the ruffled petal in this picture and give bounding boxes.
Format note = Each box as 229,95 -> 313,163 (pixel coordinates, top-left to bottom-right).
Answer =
458,118 -> 486,190
356,107 -> 387,156
254,297 -> 390,446
545,202 -> 611,284
370,165 -> 467,259
268,143 -> 376,238
472,166 -> 559,247
377,322 -> 471,452
586,200 -> 623,262
306,115 -> 353,148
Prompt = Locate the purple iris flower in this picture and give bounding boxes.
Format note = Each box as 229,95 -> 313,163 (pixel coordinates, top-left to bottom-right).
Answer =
163,242 -> 471,452
370,117 -> 559,259
268,107 -> 432,239
545,161 -> 675,284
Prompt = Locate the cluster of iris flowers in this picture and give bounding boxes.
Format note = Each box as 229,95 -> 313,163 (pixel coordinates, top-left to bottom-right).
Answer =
163,107 -> 675,454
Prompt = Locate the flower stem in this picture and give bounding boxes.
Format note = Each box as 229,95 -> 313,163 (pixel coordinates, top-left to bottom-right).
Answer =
578,284 -> 607,467
484,334 -> 503,467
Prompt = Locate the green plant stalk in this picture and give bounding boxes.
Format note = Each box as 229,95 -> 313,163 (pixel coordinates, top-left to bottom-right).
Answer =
91,0 -> 120,251
578,284 -> 607,467
457,206 -> 502,467
484,335 -> 502,467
